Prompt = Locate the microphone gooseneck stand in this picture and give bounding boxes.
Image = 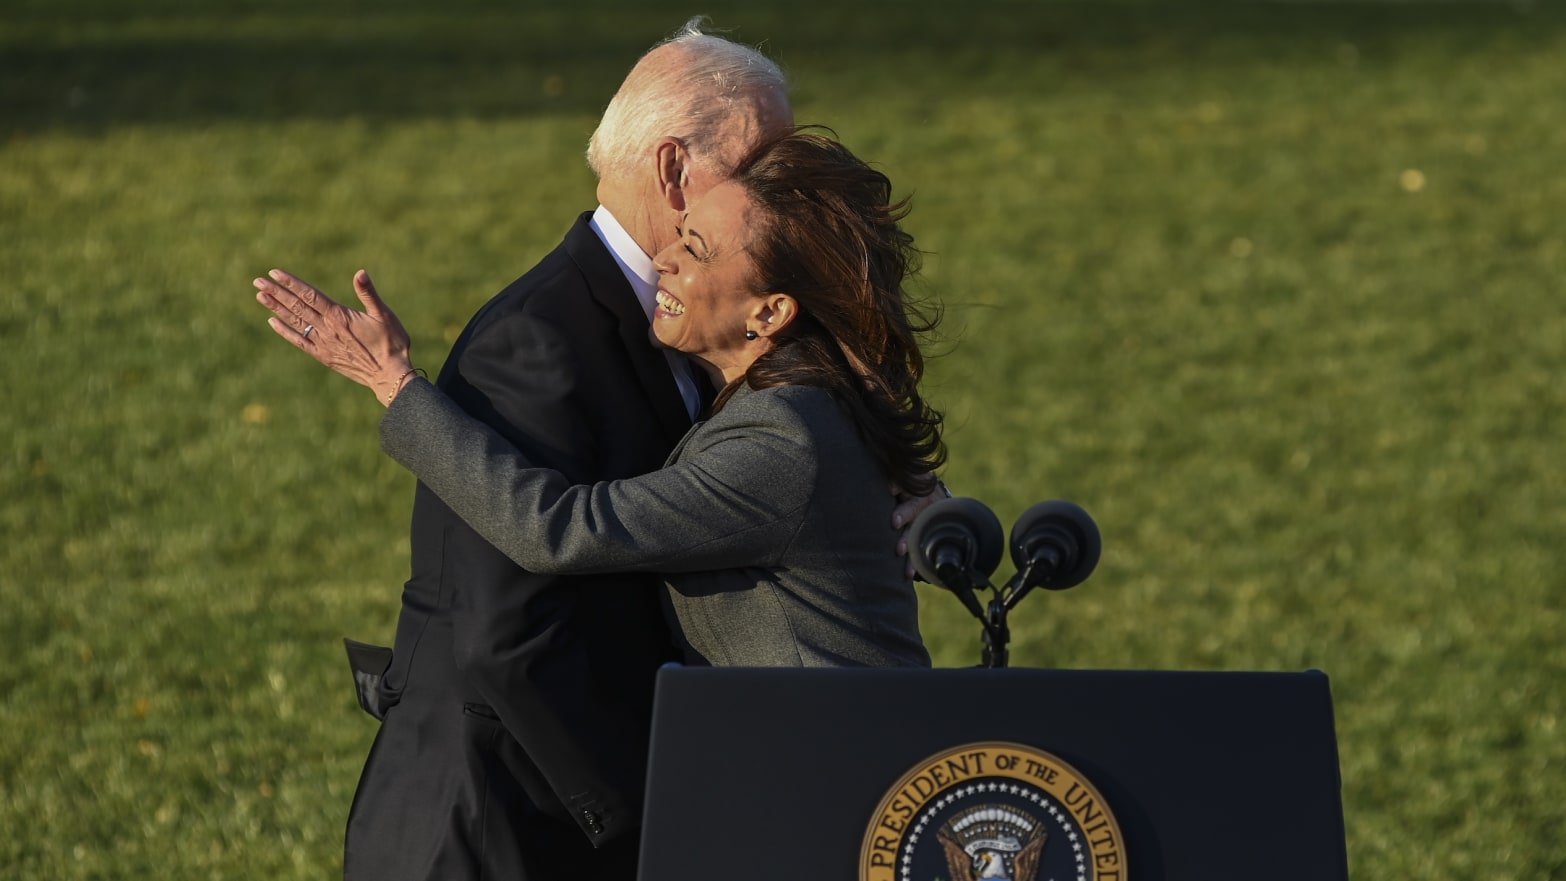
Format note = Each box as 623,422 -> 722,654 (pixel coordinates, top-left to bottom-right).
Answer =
953,559 -> 1052,669
931,557 -> 1010,668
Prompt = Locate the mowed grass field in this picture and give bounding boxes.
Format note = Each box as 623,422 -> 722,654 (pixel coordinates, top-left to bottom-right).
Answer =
3,1 -> 1563,877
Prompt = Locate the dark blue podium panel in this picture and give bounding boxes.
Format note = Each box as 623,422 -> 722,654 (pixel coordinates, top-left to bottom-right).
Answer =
638,668 -> 1349,881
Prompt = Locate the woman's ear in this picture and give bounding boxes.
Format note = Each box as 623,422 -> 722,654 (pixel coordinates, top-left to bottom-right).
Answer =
655,138 -> 690,212
753,294 -> 799,337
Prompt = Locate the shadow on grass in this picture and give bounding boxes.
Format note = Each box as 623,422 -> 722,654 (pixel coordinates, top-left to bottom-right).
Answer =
2,0 -> 1558,136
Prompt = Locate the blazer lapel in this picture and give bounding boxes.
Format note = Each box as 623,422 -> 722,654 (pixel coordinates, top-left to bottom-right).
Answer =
664,381 -> 755,465
563,215 -> 693,447
663,420 -> 703,466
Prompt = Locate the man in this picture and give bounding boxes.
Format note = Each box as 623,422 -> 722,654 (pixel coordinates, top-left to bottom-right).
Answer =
341,22 -> 793,881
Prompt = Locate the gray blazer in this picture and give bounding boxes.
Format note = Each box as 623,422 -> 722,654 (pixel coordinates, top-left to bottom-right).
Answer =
380,377 -> 931,668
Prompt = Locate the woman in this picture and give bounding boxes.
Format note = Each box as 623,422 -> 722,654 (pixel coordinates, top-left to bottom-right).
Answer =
256,132 -> 944,667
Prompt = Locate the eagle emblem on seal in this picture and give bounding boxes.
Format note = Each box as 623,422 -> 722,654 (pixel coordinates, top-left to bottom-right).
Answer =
936,803 -> 1048,881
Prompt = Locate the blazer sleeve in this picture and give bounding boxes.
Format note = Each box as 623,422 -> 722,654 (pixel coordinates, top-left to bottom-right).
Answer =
381,377 -> 816,575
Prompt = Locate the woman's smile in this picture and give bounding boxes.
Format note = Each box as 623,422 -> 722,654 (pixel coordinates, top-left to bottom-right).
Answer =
654,288 -> 686,316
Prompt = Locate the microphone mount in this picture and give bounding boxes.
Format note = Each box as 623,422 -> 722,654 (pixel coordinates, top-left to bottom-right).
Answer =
909,498 -> 1101,668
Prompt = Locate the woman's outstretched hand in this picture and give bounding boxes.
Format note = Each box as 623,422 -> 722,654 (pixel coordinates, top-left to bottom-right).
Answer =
255,268 -> 418,406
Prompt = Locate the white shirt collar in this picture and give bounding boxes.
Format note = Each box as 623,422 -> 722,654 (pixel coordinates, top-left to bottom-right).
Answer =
589,205 -> 659,321
587,205 -> 703,420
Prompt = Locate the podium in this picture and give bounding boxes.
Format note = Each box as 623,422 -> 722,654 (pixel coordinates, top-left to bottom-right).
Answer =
637,667 -> 1349,881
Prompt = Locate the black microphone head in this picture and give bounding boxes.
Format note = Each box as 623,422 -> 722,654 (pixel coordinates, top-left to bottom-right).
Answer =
1009,500 -> 1101,590
908,497 -> 1005,588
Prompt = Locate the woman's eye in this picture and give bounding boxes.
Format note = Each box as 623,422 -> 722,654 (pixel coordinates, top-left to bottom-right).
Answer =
684,243 -> 698,258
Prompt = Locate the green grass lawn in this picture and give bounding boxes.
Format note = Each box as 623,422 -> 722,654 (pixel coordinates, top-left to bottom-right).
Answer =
3,1 -> 1563,878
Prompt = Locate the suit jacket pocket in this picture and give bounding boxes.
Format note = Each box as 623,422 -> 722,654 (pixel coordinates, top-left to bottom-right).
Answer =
462,702 -> 500,721
342,638 -> 396,721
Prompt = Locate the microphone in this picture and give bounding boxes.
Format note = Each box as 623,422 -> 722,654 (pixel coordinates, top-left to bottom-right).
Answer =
1008,500 -> 1101,592
908,498 -> 1004,619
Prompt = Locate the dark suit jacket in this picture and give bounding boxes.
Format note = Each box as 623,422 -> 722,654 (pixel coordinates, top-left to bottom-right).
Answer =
343,214 -> 688,881
380,379 -> 931,668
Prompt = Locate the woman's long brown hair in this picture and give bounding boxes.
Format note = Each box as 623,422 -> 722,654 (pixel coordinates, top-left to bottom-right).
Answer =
718,130 -> 945,497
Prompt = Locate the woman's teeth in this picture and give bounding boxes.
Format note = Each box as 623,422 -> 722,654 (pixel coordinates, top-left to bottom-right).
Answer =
656,290 -> 686,315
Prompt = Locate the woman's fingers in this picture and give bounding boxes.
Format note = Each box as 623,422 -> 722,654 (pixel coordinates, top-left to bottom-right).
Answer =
253,275 -> 323,337
267,268 -> 336,313
259,271 -> 325,354
266,315 -> 324,360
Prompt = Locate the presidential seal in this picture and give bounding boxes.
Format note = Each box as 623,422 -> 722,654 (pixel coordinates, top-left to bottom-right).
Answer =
860,742 -> 1126,881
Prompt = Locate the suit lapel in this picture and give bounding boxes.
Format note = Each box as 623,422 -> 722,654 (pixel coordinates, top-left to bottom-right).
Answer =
563,215 -> 693,448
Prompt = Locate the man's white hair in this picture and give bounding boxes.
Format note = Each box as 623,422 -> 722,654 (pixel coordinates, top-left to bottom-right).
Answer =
586,17 -> 788,179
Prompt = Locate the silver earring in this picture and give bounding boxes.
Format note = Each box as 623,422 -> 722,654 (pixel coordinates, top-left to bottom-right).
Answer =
745,329 -> 759,341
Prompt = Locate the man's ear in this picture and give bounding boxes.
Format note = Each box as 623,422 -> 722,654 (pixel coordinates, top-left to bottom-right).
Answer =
655,138 -> 690,212
753,294 -> 799,337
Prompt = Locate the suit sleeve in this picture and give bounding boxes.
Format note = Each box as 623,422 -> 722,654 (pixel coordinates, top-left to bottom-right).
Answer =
382,377 -> 816,576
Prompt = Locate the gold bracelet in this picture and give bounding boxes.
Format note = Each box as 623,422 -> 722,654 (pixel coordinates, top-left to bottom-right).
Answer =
385,367 -> 427,404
